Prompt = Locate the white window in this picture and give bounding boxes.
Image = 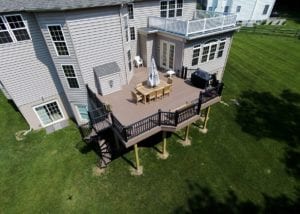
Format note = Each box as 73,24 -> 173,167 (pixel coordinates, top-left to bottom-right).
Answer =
127,50 -> 132,72
263,5 -> 270,15
217,39 -> 226,58
160,0 -> 183,18
48,25 -> 69,56
0,16 -> 13,44
75,105 -> 89,121
123,15 -> 129,42
128,4 -> 134,19
62,65 -> 79,88
34,101 -> 64,126
192,44 -> 200,66
0,15 -> 30,44
130,27 -> 135,40
199,40 -> 225,64
224,6 -> 230,13
236,6 -> 241,13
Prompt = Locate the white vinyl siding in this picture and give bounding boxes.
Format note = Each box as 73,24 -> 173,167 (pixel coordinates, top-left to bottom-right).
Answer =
48,25 -> 69,56
34,100 -> 64,127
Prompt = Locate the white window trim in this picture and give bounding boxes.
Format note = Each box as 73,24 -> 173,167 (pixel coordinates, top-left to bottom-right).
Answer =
47,24 -> 70,57
75,104 -> 89,122
160,0 -> 184,18
128,3 -> 134,19
33,100 -> 65,127
1,14 -> 31,44
61,64 -> 80,89
192,44 -> 201,66
123,15 -> 129,43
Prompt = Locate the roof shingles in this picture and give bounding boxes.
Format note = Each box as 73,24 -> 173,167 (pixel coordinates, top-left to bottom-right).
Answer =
0,0 -> 133,13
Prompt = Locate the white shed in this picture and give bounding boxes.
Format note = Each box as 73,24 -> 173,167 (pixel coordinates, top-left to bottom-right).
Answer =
94,62 -> 122,96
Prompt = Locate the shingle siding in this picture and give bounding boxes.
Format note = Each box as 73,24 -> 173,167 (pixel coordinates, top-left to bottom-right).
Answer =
66,7 -> 128,93
0,12 -> 62,107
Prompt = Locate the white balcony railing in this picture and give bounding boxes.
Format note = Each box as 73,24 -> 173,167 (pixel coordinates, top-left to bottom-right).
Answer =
148,10 -> 237,37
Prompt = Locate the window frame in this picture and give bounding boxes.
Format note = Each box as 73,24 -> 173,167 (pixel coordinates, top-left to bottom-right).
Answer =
262,4 -> 270,15
0,14 -> 31,44
224,6 -> 230,13
160,0 -> 184,18
130,26 -> 135,40
75,104 -> 89,122
123,15 -> 129,42
128,3 -> 134,19
127,49 -> 132,72
33,100 -> 65,127
192,44 -> 201,66
47,24 -> 70,56
236,6 -> 241,13
0,16 -> 13,44
217,38 -> 226,58
61,64 -> 80,89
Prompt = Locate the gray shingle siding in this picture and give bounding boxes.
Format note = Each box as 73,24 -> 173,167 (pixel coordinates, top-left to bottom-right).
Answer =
0,0 -> 133,12
35,12 -> 88,105
0,12 -> 62,107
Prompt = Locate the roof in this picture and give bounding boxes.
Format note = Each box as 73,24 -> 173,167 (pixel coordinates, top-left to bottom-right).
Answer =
0,0 -> 134,13
94,62 -> 120,78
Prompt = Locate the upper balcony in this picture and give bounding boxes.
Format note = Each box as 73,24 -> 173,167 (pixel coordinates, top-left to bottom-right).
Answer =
148,10 -> 237,39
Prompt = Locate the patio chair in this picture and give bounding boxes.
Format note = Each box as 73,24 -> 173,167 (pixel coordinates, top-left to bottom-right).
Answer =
167,77 -> 173,85
134,56 -> 143,68
131,91 -> 142,104
156,88 -> 163,100
136,83 -> 143,89
147,91 -> 156,102
163,85 -> 171,96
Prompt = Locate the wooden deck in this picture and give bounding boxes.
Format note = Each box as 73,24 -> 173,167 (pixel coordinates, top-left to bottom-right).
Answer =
97,67 -> 204,126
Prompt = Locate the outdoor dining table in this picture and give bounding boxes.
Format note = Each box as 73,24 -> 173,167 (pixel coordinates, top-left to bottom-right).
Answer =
136,80 -> 169,103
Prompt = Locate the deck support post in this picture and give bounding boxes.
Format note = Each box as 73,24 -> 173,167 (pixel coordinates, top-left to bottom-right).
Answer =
131,144 -> 143,175
199,106 -> 211,134
158,131 -> 169,159
113,131 -> 120,152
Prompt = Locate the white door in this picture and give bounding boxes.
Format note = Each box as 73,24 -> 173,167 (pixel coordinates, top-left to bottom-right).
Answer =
160,40 -> 175,70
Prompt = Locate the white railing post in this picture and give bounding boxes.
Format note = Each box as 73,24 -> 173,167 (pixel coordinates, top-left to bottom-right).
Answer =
222,15 -> 226,28
164,18 -> 167,31
203,18 -> 206,33
186,20 -> 189,37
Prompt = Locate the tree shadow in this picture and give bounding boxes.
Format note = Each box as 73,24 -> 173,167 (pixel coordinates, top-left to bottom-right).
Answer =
235,89 -> 300,178
174,181 -> 300,214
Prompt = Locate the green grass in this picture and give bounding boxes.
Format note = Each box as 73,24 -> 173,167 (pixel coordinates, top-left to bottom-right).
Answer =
1,32 -> 300,213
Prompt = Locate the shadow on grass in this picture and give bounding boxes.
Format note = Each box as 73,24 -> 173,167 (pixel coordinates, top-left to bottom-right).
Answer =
78,129 -> 174,169
174,181 -> 300,214
235,89 -> 300,178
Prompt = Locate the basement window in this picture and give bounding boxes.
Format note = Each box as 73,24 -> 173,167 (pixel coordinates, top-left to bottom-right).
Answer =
34,101 -> 64,126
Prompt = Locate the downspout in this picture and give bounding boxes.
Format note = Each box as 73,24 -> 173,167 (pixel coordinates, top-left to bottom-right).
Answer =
119,4 -> 129,85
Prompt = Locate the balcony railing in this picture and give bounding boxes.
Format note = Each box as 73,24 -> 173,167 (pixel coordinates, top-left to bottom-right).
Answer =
148,10 -> 236,37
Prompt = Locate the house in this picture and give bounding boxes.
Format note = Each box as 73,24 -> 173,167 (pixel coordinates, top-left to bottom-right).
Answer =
0,0 -> 238,170
199,0 -> 277,24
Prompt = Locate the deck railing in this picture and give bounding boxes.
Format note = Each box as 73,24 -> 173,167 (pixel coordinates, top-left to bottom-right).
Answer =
109,82 -> 224,143
82,82 -> 224,143
148,10 -> 236,37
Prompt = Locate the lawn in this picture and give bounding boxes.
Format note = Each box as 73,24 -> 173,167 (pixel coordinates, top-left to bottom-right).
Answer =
0,32 -> 299,213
